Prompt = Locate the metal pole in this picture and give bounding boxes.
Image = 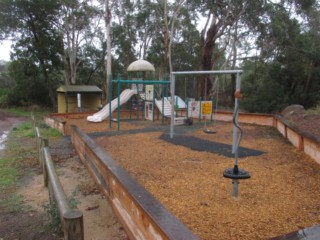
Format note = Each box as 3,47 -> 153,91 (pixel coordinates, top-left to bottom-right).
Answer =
117,76 -> 120,131
199,97 -> 202,123
232,73 -> 241,154
232,180 -> 239,197
109,75 -> 112,129
170,74 -> 175,139
172,70 -> 243,75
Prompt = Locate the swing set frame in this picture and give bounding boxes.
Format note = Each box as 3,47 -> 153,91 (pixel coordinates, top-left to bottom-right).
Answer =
169,70 -> 243,154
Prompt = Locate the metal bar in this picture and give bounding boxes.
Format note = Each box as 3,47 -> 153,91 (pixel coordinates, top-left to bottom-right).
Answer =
232,180 -> 239,197
111,80 -> 170,84
109,75 -> 113,129
172,70 -> 243,75
170,75 -> 175,139
117,77 -> 120,131
232,73 -> 242,154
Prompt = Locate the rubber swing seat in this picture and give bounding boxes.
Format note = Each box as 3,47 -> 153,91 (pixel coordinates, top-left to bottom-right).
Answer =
223,168 -> 251,180
203,128 -> 217,134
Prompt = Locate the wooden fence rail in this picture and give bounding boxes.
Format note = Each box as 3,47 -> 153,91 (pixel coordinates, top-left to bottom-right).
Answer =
32,115 -> 84,240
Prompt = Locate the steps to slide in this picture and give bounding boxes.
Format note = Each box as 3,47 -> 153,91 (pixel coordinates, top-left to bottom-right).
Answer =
155,98 -> 186,125
155,98 -> 173,117
87,89 -> 137,122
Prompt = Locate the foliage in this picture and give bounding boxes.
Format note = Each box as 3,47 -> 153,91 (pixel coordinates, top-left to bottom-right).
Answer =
43,202 -> 61,232
241,1 -> 320,113
0,0 -> 319,113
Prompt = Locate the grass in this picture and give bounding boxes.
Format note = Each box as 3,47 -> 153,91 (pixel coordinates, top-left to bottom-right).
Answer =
0,108 -> 59,212
0,108 -> 65,237
307,103 -> 320,114
0,123 -> 35,212
5,107 -> 50,118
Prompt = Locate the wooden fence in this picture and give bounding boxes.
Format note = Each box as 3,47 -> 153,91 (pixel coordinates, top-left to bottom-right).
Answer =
32,115 -> 84,240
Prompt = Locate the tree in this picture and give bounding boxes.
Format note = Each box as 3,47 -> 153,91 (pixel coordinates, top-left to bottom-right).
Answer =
0,0 -> 64,110
195,1 -> 248,98
241,0 -> 320,112
58,0 -> 102,85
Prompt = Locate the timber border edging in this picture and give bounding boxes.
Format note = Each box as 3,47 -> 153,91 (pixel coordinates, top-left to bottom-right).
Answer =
70,124 -> 199,240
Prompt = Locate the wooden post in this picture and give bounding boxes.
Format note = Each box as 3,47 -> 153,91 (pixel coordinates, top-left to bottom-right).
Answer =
63,210 -> 84,240
41,139 -> 49,187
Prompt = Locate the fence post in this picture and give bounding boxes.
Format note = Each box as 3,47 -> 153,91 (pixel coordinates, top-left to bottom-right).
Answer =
41,138 -> 49,187
63,210 -> 84,240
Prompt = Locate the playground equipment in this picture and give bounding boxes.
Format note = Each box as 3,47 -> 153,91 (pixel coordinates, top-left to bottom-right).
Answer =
87,89 -> 137,122
108,78 -> 174,130
203,77 -> 217,134
223,90 -> 251,196
170,70 -> 250,197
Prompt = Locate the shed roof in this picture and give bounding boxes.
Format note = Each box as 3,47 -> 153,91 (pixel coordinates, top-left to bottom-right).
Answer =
127,59 -> 155,72
57,85 -> 102,93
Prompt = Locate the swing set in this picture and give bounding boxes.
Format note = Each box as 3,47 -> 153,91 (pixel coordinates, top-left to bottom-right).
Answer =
170,70 -> 250,197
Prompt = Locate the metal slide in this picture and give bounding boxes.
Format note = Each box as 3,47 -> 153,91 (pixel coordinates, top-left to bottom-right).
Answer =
87,89 -> 137,122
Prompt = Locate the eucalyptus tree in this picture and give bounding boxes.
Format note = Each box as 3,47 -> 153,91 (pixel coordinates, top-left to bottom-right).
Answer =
58,0 -> 103,85
110,0 -> 138,74
0,0 -> 64,110
241,0 -> 320,112
188,0 -> 257,98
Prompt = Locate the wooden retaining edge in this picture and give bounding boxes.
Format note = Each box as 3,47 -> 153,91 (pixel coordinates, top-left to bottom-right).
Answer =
45,111 -> 320,164
273,115 -> 320,164
213,111 -> 320,163
70,125 -> 199,240
43,115 -> 67,136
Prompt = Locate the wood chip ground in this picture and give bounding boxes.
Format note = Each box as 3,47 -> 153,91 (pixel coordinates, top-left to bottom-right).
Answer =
65,118 -> 320,240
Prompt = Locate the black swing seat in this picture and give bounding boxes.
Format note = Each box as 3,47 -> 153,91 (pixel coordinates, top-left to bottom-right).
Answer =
203,128 -> 217,134
223,168 -> 251,180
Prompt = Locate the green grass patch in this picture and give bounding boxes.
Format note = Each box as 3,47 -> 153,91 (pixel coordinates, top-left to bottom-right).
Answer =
0,167 -> 18,191
307,103 -> 320,114
12,121 -> 35,138
5,107 -> 50,117
0,193 -> 33,212
40,127 -> 61,138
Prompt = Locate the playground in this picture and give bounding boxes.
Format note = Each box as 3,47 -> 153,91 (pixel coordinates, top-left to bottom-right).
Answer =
61,115 -> 320,240
43,61 -> 320,239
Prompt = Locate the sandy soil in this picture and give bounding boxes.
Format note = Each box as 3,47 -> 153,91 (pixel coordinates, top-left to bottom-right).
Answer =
16,136 -> 127,240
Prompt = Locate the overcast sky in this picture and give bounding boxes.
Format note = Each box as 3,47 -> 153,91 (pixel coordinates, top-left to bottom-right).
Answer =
0,40 -> 11,61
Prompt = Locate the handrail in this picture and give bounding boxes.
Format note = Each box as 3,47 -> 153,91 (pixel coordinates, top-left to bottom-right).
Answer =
43,147 -> 84,239
32,114 -> 84,240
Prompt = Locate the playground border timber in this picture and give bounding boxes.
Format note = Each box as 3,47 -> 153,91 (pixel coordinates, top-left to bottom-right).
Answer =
44,111 -> 320,164
43,111 -> 320,238
70,124 -> 199,240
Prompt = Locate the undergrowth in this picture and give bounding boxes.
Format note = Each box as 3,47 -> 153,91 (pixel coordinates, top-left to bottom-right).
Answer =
307,103 -> 320,114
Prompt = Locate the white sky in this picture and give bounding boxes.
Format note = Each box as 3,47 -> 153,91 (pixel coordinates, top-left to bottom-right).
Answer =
0,40 -> 11,61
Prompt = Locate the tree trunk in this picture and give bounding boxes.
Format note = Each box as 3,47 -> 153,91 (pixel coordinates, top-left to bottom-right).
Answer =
105,0 -> 112,103
197,16 -> 218,99
159,0 -> 169,80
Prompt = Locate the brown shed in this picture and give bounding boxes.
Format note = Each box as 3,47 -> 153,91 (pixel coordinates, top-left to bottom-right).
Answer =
56,85 -> 102,113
